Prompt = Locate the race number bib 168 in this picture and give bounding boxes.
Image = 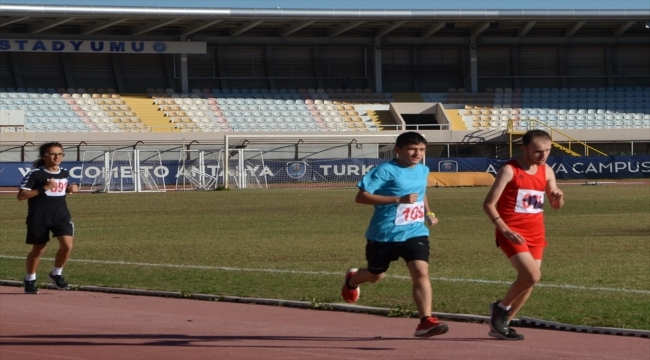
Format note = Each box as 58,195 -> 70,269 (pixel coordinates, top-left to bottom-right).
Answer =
515,189 -> 544,214
395,201 -> 425,225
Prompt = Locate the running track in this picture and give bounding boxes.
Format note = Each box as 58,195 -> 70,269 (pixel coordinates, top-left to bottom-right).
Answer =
1,286 -> 647,360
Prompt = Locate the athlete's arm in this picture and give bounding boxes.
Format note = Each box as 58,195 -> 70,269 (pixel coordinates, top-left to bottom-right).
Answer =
423,193 -> 439,226
483,164 -> 525,244
355,189 -> 417,205
545,165 -> 564,210
483,164 -> 512,222
17,178 -> 57,201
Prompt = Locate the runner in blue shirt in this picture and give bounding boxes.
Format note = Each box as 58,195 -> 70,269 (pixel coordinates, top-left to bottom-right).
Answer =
341,131 -> 449,337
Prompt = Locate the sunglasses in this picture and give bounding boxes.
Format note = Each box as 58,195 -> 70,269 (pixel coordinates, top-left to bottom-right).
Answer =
43,153 -> 65,157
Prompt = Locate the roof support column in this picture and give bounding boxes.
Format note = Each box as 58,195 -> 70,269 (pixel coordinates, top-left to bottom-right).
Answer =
216,46 -> 228,90
412,45 -> 419,92
60,53 -> 74,90
511,46 -> 521,89
179,36 -> 189,93
110,53 -> 125,93
266,45 -> 277,89
9,53 -> 24,89
558,45 -> 568,88
313,46 -> 324,89
180,53 -> 189,93
461,46 -> 470,91
470,39 -> 478,93
374,36 -> 382,93
164,54 -> 176,92
605,45 -> 614,87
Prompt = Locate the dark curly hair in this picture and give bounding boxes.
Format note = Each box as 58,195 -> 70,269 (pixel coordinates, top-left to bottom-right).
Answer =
395,132 -> 427,148
32,142 -> 64,168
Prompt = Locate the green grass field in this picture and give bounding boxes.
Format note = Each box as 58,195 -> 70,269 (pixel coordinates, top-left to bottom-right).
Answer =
1,185 -> 649,330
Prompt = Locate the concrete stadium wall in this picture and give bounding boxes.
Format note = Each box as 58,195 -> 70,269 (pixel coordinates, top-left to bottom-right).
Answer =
1,129 -> 648,162
1,128 -> 648,147
388,103 -> 451,129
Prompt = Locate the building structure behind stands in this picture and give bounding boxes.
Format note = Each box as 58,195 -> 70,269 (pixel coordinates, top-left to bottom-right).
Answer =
0,4 -> 649,156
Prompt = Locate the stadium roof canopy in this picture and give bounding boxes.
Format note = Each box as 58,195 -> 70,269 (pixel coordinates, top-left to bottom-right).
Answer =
1,4 -> 649,44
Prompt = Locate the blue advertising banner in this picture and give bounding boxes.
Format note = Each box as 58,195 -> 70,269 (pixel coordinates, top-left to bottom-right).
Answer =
0,158 -> 389,187
1,156 -> 648,187
426,156 -> 650,180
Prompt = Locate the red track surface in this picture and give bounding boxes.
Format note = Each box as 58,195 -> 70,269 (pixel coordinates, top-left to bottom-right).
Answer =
1,286 -> 647,360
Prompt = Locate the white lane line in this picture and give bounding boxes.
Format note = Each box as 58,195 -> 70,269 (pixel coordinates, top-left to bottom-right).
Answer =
1,255 -> 648,295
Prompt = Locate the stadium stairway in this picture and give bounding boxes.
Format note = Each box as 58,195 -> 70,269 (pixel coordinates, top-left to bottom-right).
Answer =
121,95 -> 170,132
552,142 -> 581,156
508,122 -> 604,156
366,110 -> 396,130
445,110 -> 468,130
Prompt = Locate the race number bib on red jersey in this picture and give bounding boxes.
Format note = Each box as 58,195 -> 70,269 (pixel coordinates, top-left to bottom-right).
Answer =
515,189 -> 544,214
45,179 -> 68,197
395,201 -> 425,225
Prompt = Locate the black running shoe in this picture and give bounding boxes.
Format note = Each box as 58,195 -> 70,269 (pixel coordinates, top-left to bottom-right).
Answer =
24,279 -> 39,294
508,327 -> 525,340
488,328 -> 525,340
489,300 -> 510,336
48,272 -> 70,290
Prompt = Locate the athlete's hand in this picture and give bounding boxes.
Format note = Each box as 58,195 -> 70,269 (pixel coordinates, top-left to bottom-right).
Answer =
44,178 -> 57,191
502,229 -> 526,245
549,189 -> 564,202
426,215 -> 438,226
67,183 -> 79,194
550,188 -> 563,201
548,188 -> 564,209
398,193 -> 418,204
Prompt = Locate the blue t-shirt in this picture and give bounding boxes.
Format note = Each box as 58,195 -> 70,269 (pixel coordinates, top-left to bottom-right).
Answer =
357,160 -> 430,242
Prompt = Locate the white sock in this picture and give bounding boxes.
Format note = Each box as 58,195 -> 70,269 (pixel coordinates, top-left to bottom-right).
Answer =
51,267 -> 63,276
498,302 -> 512,311
25,273 -> 36,281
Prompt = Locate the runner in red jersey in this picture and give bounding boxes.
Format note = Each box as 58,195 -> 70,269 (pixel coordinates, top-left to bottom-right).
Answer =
483,130 -> 564,340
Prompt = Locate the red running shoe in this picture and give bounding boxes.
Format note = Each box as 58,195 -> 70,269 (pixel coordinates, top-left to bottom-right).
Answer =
414,317 -> 449,337
341,268 -> 360,303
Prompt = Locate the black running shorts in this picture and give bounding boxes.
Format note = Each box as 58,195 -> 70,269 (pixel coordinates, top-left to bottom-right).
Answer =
365,236 -> 430,274
26,220 -> 74,245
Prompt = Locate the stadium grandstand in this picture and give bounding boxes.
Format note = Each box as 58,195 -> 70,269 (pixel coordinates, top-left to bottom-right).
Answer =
0,3 -> 649,164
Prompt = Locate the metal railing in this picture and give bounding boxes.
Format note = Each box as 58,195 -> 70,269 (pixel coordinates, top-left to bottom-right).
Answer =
372,123 -> 451,131
508,118 -> 608,157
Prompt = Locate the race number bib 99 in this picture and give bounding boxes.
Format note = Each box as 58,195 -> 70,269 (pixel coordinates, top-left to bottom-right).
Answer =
395,201 -> 425,225
46,179 -> 68,197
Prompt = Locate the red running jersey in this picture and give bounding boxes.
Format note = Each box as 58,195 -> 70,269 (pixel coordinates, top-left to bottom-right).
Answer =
495,160 -> 548,246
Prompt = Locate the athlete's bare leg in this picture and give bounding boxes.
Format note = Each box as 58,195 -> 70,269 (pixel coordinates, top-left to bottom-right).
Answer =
407,260 -> 432,318
53,235 -> 73,269
26,244 -> 47,274
501,253 -> 541,318
348,268 -> 386,287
